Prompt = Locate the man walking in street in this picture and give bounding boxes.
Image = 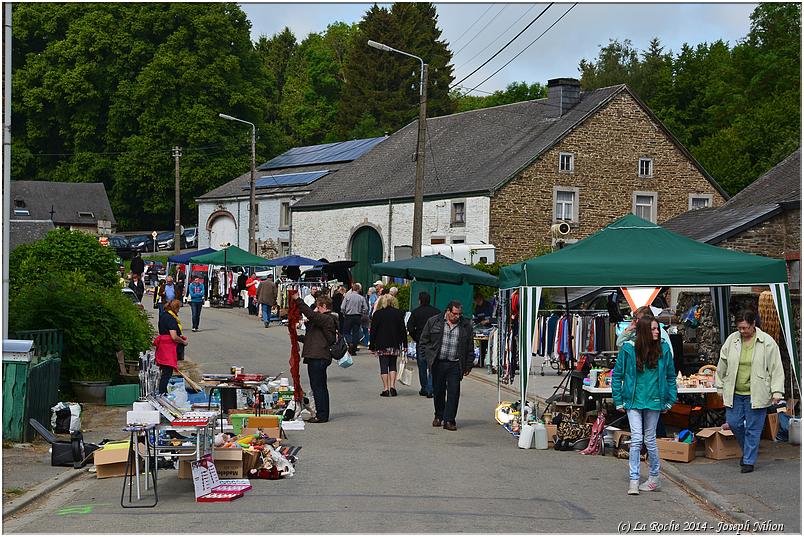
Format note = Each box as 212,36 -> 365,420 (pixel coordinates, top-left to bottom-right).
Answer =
342,283 -> 368,355
175,264 -> 187,299
407,291 -> 440,398
257,274 -> 278,327
130,251 -> 145,278
163,275 -> 177,304
188,275 -> 205,332
419,301 -> 474,431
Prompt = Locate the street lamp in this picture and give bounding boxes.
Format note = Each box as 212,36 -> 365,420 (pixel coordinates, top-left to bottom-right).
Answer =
368,40 -> 428,258
218,113 -> 257,254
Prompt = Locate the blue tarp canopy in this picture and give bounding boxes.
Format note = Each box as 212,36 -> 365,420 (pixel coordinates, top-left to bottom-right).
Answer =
263,255 -> 323,267
168,248 -> 216,264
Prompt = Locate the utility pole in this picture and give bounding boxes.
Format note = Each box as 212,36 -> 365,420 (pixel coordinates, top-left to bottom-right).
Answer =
249,124 -> 257,255
2,3 -> 12,339
172,146 -> 181,257
412,64 -> 428,258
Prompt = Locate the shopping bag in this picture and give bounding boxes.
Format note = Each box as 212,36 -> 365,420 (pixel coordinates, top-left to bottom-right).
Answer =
398,357 -> 413,386
337,352 -> 353,368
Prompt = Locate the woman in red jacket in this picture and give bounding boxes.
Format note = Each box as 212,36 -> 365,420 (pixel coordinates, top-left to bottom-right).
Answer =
154,299 -> 188,394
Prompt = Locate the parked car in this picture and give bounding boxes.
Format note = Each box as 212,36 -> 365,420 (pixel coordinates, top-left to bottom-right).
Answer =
156,231 -> 175,251
129,234 -> 156,253
143,260 -> 166,285
121,287 -> 144,309
107,235 -> 133,260
182,227 -> 197,249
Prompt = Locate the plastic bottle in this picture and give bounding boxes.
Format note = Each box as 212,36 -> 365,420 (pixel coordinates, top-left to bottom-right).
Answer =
518,422 -> 535,449
533,422 -> 548,449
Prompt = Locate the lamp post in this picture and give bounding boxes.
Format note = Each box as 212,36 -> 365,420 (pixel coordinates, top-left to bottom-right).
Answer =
218,113 -> 257,254
368,40 -> 428,258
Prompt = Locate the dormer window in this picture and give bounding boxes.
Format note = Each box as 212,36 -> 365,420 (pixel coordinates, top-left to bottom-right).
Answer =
13,209 -> 30,216
78,211 -> 95,219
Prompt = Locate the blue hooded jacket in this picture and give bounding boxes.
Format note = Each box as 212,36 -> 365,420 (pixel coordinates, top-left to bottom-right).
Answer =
612,340 -> 677,410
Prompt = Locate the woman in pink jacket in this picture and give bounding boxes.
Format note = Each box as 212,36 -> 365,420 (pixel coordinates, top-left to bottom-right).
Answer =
154,299 -> 187,394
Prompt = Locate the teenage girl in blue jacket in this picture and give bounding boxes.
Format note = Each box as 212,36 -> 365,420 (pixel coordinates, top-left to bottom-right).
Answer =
612,316 -> 677,496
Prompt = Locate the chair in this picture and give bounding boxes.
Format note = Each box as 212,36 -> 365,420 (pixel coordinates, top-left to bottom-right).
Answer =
117,350 -> 140,384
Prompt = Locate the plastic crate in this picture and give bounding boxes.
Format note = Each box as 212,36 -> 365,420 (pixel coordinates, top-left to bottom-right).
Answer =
230,413 -> 255,434
105,384 -> 140,406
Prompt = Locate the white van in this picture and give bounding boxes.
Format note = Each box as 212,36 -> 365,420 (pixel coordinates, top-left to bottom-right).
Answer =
393,244 -> 496,265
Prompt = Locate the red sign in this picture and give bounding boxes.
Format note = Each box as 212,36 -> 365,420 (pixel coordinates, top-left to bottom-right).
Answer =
98,236 -> 109,246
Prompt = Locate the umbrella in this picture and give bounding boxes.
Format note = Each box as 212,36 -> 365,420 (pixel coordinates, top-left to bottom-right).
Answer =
167,248 -> 216,264
189,245 -> 271,267
372,254 -> 498,286
263,255 -> 324,267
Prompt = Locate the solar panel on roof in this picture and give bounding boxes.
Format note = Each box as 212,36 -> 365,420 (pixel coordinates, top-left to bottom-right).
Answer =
242,170 -> 330,191
258,136 -> 386,170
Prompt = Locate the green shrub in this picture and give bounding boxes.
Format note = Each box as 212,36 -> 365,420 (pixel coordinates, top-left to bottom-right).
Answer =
9,228 -> 118,294
9,272 -> 154,380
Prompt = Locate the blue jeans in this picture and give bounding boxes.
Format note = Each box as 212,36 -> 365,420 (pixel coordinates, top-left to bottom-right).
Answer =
626,409 -> 661,481
415,348 -> 432,395
261,304 -> 273,324
726,394 -> 767,466
307,359 -> 331,421
190,302 -> 203,330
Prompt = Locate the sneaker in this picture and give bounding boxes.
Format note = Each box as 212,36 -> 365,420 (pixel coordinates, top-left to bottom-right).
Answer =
628,480 -> 640,495
192,328 -> 197,332
639,476 -> 661,492
740,464 -> 754,473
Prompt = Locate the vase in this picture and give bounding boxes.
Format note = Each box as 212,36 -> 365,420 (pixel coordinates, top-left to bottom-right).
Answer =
70,380 -> 111,403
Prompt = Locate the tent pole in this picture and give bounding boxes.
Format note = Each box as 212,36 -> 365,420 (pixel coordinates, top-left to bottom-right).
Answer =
564,287 -> 573,364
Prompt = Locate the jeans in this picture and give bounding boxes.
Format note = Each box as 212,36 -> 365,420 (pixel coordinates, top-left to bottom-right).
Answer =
190,302 -> 202,330
415,348 -> 432,395
726,394 -> 767,466
261,303 -> 273,324
343,314 -> 362,346
432,361 -> 462,423
307,359 -> 331,420
626,409 -> 661,481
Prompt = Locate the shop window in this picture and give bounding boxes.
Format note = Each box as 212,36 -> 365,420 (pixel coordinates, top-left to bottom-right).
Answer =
559,152 -> 574,173
632,191 -> 657,223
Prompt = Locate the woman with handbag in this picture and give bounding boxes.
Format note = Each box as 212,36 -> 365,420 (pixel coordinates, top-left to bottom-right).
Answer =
369,294 -> 408,397
612,316 -> 677,496
154,299 -> 188,394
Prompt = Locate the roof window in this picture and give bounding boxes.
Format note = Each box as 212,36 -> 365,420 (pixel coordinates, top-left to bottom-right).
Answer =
77,211 -> 95,219
13,209 -> 30,216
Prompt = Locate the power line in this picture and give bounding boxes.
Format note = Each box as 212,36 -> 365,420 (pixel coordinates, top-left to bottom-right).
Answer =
452,4 -> 510,57
454,3 -> 539,72
463,4 -> 578,94
448,4 -> 496,50
450,3 -> 554,90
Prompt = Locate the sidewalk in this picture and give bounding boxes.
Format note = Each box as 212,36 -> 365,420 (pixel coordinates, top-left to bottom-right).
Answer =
474,367 -> 802,533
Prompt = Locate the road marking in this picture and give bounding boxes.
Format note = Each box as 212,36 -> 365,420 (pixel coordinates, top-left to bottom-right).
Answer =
57,505 -> 93,515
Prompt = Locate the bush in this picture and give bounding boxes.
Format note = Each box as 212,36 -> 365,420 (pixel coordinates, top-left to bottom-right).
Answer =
9,228 -> 118,294
395,284 -> 411,311
9,272 -> 154,380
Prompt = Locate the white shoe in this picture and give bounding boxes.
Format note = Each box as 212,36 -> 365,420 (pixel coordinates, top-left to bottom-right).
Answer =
639,476 -> 661,492
628,479 -> 640,495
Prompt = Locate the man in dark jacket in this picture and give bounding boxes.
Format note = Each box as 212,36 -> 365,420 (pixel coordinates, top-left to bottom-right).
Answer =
256,274 -> 278,327
128,272 -> 145,302
130,252 -> 145,278
294,294 -> 337,424
418,300 -> 474,431
407,291 -> 440,397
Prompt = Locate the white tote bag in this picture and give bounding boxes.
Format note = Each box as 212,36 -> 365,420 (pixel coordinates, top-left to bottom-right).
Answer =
398,356 -> 413,386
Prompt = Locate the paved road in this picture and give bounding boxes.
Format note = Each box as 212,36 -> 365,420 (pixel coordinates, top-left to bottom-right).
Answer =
5,306 -> 724,533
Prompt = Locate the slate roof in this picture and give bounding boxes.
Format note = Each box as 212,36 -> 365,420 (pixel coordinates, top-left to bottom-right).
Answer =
10,181 -> 116,226
9,219 -> 55,251
293,84 -> 725,210
662,148 -> 801,244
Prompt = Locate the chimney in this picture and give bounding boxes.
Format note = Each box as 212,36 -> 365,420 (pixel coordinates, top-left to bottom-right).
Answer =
547,78 -> 581,117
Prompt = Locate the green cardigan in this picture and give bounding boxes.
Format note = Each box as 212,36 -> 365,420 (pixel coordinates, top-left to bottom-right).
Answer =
612,340 -> 677,410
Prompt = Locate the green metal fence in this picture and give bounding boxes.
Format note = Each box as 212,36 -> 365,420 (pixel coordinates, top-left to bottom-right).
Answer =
14,329 -> 63,360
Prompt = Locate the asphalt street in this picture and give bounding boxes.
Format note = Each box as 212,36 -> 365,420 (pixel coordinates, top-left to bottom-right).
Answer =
5,305 -> 725,533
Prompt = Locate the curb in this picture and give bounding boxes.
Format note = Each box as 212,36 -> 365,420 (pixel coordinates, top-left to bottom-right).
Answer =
2,468 -> 85,518
660,461 -> 762,528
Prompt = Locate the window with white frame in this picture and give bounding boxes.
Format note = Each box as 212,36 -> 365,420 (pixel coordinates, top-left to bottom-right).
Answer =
279,201 -> 291,229
559,152 -> 574,173
632,191 -> 657,222
553,186 -> 579,223
451,201 -> 466,226
638,157 -> 653,178
688,193 -> 713,210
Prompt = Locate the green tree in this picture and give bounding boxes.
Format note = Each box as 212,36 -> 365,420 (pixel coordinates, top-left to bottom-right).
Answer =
11,3 -> 271,230
451,81 -> 547,113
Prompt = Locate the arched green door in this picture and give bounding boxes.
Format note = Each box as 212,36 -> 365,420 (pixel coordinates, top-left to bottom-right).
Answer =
350,226 -> 383,291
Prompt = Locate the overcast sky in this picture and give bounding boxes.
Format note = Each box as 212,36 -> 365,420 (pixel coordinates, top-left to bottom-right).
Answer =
241,2 -> 757,94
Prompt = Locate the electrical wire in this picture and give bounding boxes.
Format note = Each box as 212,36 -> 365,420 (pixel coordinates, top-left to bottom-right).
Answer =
448,4 -> 496,51
463,4 -> 578,94
454,3 -> 539,72
450,3 -> 554,90
453,4 -> 510,57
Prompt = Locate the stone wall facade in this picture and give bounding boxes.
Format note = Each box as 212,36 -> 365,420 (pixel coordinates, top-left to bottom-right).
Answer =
718,208 -> 801,260
489,91 -> 727,264
197,195 -> 295,253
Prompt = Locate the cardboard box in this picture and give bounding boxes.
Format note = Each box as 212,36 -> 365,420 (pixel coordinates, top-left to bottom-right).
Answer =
178,459 -> 192,479
245,415 -> 281,428
94,441 -> 137,478
212,448 -> 260,479
609,429 -> 632,448
696,427 -> 741,460
656,438 -> 697,462
763,412 -> 780,441
241,426 -> 281,440
545,424 -> 557,446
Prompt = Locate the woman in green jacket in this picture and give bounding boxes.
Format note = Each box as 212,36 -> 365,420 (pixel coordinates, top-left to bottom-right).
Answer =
715,310 -> 784,474
612,317 -> 677,496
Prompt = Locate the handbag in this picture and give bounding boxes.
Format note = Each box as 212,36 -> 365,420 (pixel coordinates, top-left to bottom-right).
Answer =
398,357 -> 413,386
337,352 -> 353,368
328,331 -> 348,361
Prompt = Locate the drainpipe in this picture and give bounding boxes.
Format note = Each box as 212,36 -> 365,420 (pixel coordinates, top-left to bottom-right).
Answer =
387,199 -> 393,261
236,201 -> 241,248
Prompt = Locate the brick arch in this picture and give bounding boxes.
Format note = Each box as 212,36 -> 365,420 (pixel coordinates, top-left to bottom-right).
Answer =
205,210 -> 237,231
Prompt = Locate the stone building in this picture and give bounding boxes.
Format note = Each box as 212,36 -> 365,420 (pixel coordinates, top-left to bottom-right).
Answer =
195,136 -> 386,256
292,78 -> 727,289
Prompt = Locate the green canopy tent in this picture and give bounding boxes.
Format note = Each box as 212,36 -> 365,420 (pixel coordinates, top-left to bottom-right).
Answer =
498,214 -> 799,415
372,254 -> 498,315
189,245 -> 272,267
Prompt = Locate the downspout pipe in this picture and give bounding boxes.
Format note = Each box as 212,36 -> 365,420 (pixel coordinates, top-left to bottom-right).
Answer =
387,199 -> 392,261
